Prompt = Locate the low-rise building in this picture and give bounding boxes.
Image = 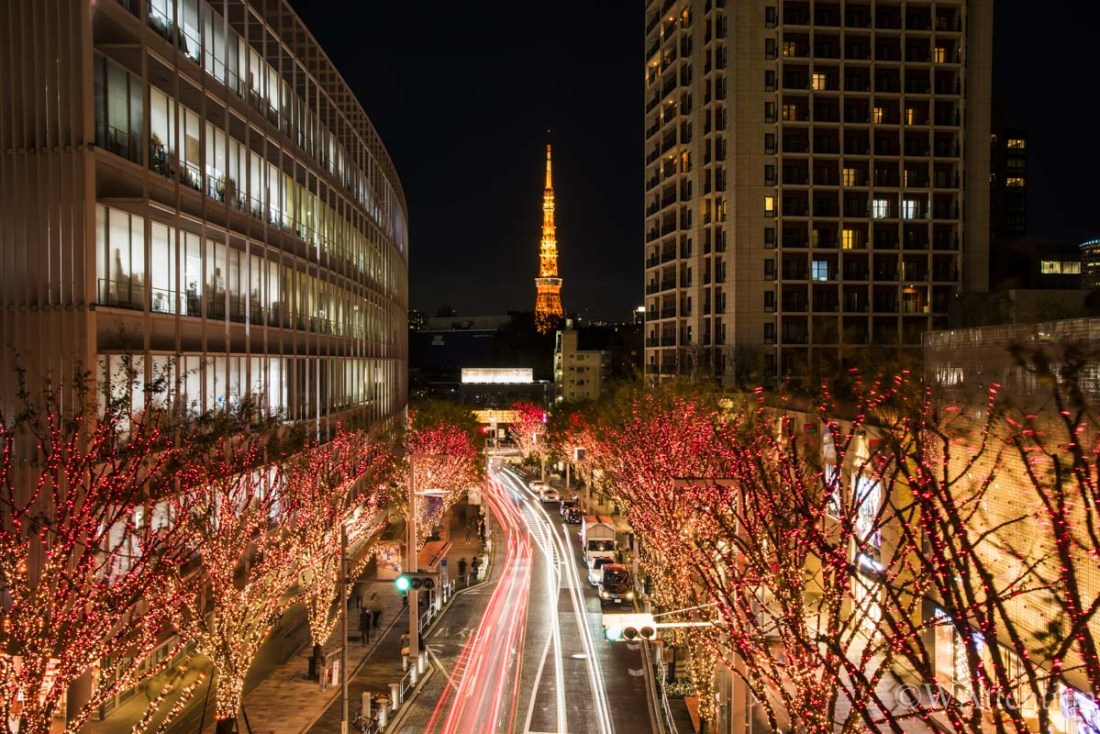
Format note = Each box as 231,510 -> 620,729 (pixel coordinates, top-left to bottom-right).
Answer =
554,325 -> 610,403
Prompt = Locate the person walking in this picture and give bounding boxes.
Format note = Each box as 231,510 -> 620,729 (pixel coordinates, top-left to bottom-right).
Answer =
457,557 -> 467,584
471,555 -> 480,581
359,607 -> 371,644
369,592 -> 383,627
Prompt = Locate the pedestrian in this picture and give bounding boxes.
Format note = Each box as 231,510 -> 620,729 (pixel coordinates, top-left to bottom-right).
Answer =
351,580 -> 361,608
457,557 -> 467,583
369,592 -> 383,628
471,556 -> 480,580
359,607 -> 371,644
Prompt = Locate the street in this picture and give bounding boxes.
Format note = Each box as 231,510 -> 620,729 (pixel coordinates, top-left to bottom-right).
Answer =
395,464 -> 655,734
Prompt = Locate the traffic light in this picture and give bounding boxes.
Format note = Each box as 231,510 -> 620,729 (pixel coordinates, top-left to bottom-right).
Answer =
394,572 -> 437,593
602,613 -> 657,642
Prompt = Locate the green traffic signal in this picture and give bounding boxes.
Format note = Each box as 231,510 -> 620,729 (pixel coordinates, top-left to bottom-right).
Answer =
604,626 -> 623,642
395,575 -> 411,593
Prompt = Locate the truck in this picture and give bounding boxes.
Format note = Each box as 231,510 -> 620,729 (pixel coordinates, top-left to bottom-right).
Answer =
581,515 -> 618,566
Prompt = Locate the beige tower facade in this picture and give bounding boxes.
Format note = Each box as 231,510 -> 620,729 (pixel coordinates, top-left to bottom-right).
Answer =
643,0 -> 992,386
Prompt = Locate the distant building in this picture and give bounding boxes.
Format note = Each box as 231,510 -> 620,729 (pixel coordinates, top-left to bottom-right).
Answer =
988,107 -> 1028,289
1081,238 -> 1100,289
409,309 -> 429,331
990,239 -> 1082,291
554,325 -> 611,403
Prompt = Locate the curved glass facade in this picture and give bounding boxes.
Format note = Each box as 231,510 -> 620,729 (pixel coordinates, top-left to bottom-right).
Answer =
86,0 -> 409,424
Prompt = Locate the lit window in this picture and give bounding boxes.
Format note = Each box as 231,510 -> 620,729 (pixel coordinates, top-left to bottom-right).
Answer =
1040,260 -> 1082,275
871,199 -> 889,219
842,229 -> 857,249
902,199 -> 920,219
764,195 -> 776,214
905,107 -> 917,125
812,72 -> 827,91
782,41 -> 798,57
934,47 -> 946,63
1006,177 -> 1025,188
783,104 -> 799,121
1007,138 -> 1026,149
872,107 -> 885,124
812,260 -> 830,281
842,168 -> 858,187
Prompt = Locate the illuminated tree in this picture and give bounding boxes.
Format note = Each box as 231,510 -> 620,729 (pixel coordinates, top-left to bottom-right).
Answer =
283,427 -> 396,654
402,403 -> 483,547
165,429 -> 298,734
0,370 -> 195,734
506,401 -> 548,476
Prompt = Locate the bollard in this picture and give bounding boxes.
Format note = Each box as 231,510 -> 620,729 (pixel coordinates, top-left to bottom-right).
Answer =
361,691 -> 371,720
378,702 -> 388,728
417,652 -> 427,675
390,681 -> 400,708
401,654 -> 408,672
410,657 -> 419,684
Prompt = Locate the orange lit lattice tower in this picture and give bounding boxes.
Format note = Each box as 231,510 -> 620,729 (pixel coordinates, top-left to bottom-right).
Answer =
534,144 -> 564,333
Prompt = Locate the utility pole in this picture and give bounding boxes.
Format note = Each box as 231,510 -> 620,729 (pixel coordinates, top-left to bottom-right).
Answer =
407,454 -> 420,665
340,524 -> 348,734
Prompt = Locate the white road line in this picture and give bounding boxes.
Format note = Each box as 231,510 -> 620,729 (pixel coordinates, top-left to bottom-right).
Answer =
502,467 -> 615,734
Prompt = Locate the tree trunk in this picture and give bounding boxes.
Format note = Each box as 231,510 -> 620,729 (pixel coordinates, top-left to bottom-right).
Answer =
216,716 -> 236,734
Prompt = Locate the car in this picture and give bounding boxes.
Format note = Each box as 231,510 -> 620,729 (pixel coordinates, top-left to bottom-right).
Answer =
562,506 -> 582,524
597,564 -> 635,607
529,480 -> 549,493
539,486 -> 560,503
588,557 -> 612,586
559,499 -> 578,517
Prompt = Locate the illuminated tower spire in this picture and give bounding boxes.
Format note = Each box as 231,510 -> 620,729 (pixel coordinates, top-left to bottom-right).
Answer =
534,142 -> 564,333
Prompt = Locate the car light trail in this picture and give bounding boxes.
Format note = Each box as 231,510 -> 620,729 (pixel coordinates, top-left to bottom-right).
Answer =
499,467 -> 615,734
425,474 -> 533,734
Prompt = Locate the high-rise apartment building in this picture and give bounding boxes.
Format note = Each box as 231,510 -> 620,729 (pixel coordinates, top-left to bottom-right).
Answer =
1,0 -> 408,430
644,0 -> 993,386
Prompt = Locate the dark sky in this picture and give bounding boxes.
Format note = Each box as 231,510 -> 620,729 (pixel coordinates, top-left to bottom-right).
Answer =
287,1 -> 1099,321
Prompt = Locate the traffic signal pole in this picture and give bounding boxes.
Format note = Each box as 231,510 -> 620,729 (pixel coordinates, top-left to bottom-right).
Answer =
407,454 -> 420,665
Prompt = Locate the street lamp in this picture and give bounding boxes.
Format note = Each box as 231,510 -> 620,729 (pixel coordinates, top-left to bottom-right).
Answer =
407,454 -> 450,673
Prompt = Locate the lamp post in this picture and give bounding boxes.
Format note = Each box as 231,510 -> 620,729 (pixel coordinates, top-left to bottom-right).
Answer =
407,454 -> 450,671
670,477 -> 752,734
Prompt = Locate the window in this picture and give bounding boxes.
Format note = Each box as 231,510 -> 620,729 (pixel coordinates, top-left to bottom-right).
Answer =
842,167 -> 858,187
1007,138 -> 1026,149
765,70 -> 776,90
764,196 -> 776,216
782,103 -> 799,121
872,106 -> 885,124
765,164 -> 776,185
782,41 -> 798,57
1006,177 -> 1025,188
764,227 -> 776,248
812,72 -> 827,91
765,38 -> 777,59
842,229 -> 858,250
764,259 -> 776,280
934,46 -> 946,63
812,259 -> 830,281
765,6 -> 777,27
765,101 -> 777,122
764,290 -> 776,312
871,199 -> 889,219
765,133 -> 777,154
1040,260 -> 1082,275
905,107 -> 917,125
764,321 -> 776,342
902,199 -> 920,219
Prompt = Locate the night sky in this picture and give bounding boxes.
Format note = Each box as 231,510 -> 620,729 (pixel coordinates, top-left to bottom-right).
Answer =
287,1 -> 1100,322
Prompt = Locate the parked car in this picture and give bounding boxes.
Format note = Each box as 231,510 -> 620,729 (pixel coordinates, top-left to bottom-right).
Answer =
598,564 -> 635,607
588,557 -> 612,586
540,486 -> 560,503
